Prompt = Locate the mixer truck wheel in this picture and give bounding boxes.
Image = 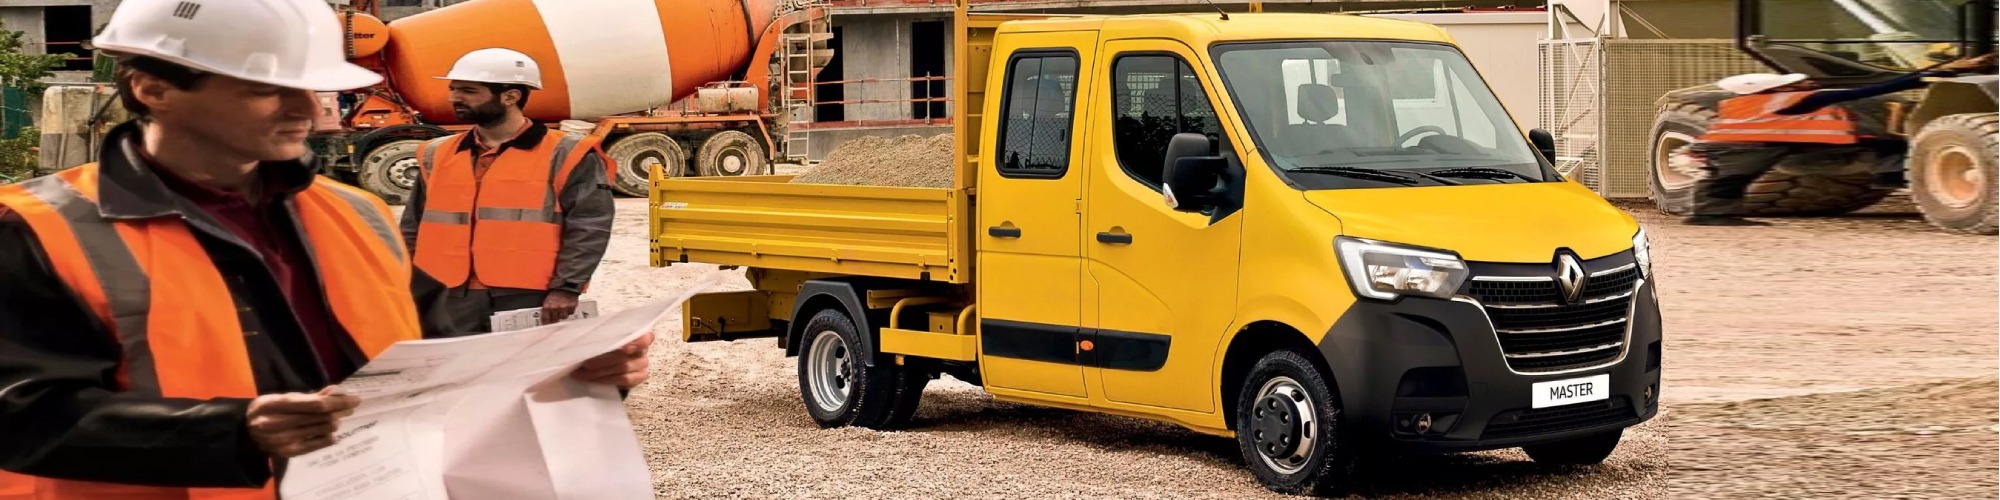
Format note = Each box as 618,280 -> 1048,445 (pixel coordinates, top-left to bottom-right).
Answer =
695,130 -> 769,177
357,139 -> 423,205
605,132 -> 688,197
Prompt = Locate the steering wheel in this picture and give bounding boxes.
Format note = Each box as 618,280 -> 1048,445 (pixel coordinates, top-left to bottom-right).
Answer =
1395,125 -> 1450,146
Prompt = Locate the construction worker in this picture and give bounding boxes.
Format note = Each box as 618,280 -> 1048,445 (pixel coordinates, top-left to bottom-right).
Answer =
0,0 -> 651,497
399,48 -> 616,333
1686,54 -> 1996,226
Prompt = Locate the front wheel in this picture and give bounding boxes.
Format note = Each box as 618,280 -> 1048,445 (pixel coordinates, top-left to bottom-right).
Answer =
1522,429 -> 1623,466
1235,349 -> 1354,497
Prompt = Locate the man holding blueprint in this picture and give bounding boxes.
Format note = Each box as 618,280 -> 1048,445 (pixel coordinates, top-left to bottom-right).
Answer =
0,1 -> 657,498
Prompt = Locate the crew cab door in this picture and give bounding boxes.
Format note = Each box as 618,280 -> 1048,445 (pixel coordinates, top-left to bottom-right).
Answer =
1082,40 -> 1243,412
977,35 -> 1097,399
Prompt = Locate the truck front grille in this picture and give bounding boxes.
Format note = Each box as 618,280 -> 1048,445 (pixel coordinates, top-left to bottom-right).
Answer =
1464,259 -> 1641,374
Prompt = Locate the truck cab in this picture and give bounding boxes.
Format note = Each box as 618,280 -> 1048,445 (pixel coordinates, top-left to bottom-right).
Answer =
655,8 -> 1660,496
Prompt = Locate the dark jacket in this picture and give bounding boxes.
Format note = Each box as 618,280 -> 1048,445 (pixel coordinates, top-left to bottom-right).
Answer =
397,121 -> 615,295
0,121 -> 462,488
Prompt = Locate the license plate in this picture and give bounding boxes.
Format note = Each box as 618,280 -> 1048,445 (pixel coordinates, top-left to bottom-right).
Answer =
1531,374 -> 1610,409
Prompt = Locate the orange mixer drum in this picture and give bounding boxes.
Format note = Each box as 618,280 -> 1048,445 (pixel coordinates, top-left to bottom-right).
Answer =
380,0 -> 780,123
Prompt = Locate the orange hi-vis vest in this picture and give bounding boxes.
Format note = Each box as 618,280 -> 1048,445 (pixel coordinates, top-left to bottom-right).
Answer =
0,165 -> 422,500
1700,91 -> 1861,145
412,130 -> 590,290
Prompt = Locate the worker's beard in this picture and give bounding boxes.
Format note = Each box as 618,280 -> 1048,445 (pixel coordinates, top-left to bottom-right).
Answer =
453,100 -> 510,127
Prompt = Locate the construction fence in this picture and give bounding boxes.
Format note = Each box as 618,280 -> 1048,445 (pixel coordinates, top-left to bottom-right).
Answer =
1536,38 -> 1772,199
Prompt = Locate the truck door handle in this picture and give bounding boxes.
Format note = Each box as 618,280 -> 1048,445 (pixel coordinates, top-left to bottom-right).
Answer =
988,226 -> 1022,238
1096,231 -> 1133,245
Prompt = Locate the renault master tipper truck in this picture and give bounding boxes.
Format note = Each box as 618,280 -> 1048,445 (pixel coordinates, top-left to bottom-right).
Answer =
650,4 -> 1662,495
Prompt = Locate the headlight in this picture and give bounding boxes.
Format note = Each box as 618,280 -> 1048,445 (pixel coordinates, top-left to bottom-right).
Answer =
1335,236 -> 1469,301
1632,227 -> 1652,279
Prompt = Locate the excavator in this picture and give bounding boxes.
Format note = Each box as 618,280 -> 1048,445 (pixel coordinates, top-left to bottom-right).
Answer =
40,0 -> 834,205
1648,0 -> 1996,234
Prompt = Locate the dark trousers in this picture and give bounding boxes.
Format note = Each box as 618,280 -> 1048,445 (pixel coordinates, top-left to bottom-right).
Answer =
1688,141 -> 1903,215
440,287 -> 548,334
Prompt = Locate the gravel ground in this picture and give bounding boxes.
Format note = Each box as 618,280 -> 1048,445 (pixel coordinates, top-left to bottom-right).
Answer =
559,190 -> 1993,498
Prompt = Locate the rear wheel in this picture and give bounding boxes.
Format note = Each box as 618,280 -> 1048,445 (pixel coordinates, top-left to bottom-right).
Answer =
695,130 -> 770,177
1523,429 -> 1623,466
796,309 -> 915,430
357,139 -> 422,205
1908,112 -> 1998,235
1235,349 -> 1354,497
1648,100 -> 1889,216
604,132 -> 688,197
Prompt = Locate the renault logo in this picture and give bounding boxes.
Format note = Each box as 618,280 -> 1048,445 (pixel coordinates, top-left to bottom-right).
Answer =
1556,253 -> 1587,303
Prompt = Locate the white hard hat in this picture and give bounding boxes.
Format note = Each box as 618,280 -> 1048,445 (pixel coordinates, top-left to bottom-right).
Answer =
89,0 -> 382,91
437,48 -> 544,89
1716,73 -> 1809,95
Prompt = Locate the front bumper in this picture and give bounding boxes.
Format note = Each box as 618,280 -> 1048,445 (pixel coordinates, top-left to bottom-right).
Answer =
1316,278 -> 1663,453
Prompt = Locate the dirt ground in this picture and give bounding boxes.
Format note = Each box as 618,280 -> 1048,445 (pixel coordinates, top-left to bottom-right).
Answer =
569,191 -> 1996,499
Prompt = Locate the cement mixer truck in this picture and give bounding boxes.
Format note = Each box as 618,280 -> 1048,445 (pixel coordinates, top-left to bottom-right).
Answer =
320,0 -> 833,204
36,0 -> 831,204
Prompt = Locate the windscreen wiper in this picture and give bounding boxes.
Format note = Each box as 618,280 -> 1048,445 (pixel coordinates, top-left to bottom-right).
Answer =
1378,169 -> 1462,185
1287,166 -> 1423,186
1425,167 -> 1537,182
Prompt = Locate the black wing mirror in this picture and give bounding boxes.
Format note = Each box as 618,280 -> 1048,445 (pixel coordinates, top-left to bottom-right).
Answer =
1162,133 -> 1225,213
1529,128 -> 1557,165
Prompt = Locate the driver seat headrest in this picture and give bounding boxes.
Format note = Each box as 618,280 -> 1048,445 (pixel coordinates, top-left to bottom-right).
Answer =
1296,83 -> 1341,123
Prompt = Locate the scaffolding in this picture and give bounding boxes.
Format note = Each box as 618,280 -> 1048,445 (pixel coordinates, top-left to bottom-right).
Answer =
1537,4 -> 1775,199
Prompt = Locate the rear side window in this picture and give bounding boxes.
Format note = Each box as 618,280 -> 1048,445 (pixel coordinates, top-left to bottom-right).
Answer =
1111,54 -> 1222,189
997,52 -> 1079,178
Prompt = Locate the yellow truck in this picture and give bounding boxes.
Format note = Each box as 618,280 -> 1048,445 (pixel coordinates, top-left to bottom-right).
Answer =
651,4 -> 1662,495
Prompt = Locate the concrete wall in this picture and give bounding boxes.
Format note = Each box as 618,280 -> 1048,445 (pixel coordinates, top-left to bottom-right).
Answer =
1368,12 -> 1545,131
833,16 -> 914,122
0,0 -> 118,84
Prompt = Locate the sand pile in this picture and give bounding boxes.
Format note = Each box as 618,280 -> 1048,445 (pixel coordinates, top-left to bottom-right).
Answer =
790,133 -> 954,188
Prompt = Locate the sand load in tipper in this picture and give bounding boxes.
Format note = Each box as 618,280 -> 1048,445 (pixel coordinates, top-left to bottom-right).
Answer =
790,133 -> 955,188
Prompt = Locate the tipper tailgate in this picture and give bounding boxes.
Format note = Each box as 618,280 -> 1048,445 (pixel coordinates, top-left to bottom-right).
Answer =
650,175 -> 967,283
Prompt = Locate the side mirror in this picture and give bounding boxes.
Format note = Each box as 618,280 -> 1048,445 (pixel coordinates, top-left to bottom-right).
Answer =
1162,133 -> 1225,212
1529,128 -> 1557,164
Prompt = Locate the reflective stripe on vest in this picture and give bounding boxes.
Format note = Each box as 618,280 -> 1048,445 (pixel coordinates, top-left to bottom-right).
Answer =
1701,91 -> 1860,145
0,165 -> 423,500
412,130 -> 588,290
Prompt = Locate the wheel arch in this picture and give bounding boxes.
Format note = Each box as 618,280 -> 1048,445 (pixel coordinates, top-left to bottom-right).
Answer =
785,279 -> 889,367
1217,320 -> 1338,432
1908,78 -> 1999,135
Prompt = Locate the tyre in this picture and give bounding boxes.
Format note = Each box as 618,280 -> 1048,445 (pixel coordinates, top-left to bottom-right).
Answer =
357,139 -> 423,205
604,132 -> 688,197
695,130 -> 770,177
1234,349 -> 1354,497
1523,429 -> 1623,466
796,308 -> 912,430
883,370 -> 930,428
1908,112 -> 1998,235
1648,100 -> 1889,216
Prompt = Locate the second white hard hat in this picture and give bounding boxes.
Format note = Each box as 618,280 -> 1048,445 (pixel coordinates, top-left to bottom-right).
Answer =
437,48 -> 544,89
1716,73 -> 1810,95
89,0 -> 383,91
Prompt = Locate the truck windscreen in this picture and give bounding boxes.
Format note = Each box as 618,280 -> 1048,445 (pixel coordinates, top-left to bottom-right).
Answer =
1213,40 -> 1547,189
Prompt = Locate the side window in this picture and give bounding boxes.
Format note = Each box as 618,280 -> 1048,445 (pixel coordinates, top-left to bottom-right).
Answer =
997,53 -> 1079,177
1110,55 -> 1221,189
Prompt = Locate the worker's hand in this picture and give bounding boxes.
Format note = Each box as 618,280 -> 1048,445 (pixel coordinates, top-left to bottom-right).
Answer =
245,386 -> 361,458
1939,53 -> 1997,73
572,330 -> 654,390
542,290 -> 580,325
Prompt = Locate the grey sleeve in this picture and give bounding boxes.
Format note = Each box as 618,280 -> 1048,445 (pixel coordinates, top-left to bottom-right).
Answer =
399,168 -> 426,252
551,151 -> 615,294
